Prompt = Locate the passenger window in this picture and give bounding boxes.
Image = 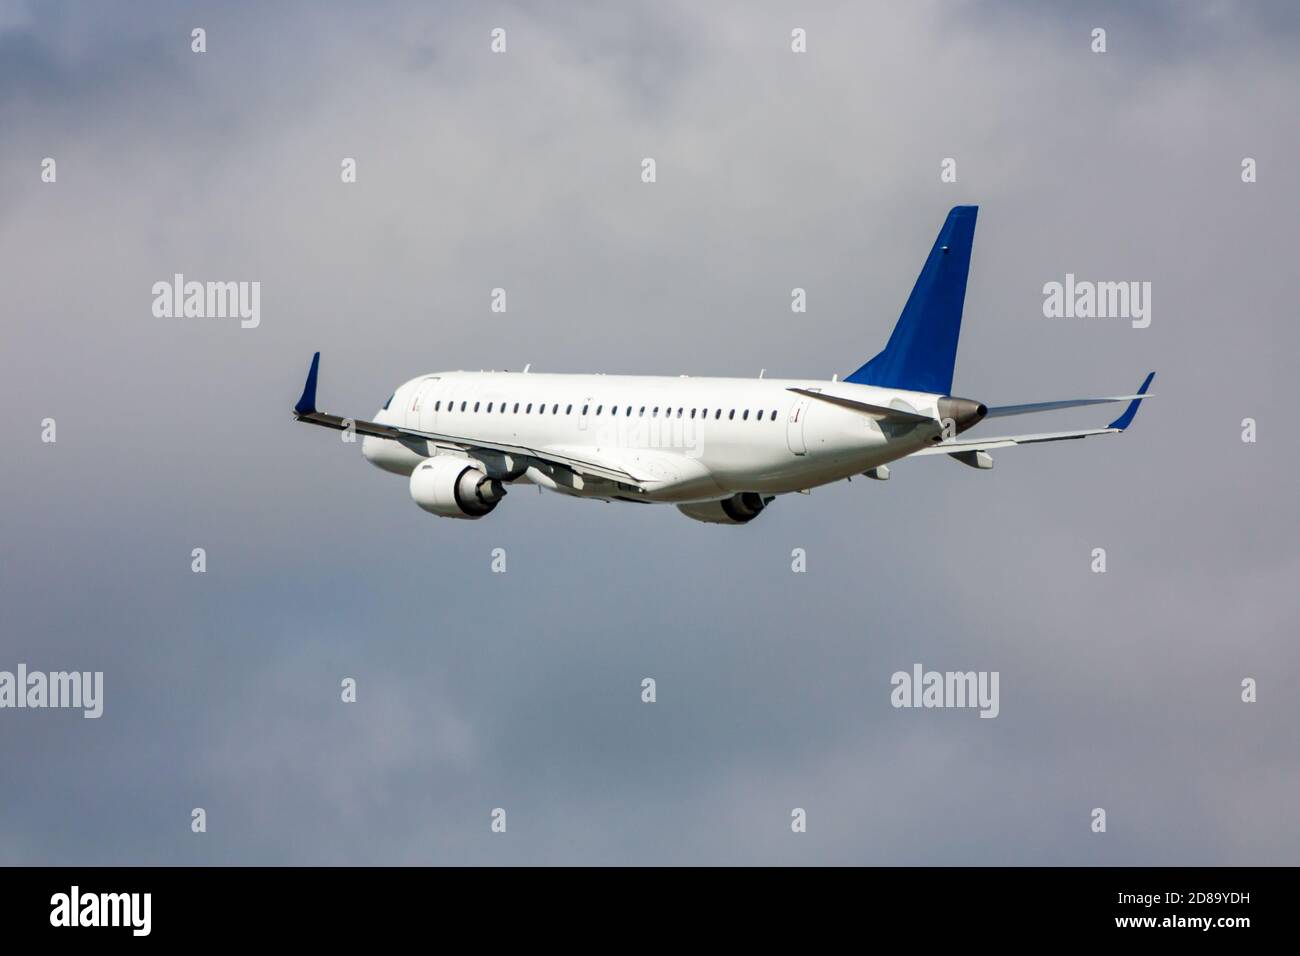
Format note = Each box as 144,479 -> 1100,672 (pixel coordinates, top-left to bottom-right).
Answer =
596,405 -> 603,415
433,401 -> 441,412
729,410 -> 735,420
513,403 -> 519,413
582,404 -> 589,415
743,409 -> 749,420
474,402 -> 480,412
566,404 -> 573,414
653,407 -> 659,417
539,404 -> 545,415
770,409 -> 777,421
460,401 -> 467,411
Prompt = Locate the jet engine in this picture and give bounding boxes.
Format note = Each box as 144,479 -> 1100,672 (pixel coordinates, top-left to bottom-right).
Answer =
676,492 -> 773,525
409,456 -> 506,519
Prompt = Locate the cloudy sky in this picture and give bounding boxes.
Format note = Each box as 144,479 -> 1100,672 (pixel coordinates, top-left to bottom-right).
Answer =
1,0 -> 1296,864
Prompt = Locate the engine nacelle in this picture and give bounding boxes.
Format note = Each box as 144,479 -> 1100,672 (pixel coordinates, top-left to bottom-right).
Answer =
676,492 -> 773,525
409,456 -> 506,519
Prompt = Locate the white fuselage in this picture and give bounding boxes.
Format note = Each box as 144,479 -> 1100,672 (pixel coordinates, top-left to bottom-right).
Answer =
361,371 -> 948,503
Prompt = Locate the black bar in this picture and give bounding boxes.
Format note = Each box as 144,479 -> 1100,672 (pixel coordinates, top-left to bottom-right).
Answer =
0,866 -> 1280,942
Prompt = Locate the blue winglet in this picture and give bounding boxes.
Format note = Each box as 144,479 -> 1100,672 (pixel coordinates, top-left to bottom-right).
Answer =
1107,371 -> 1154,430
294,352 -> 321,416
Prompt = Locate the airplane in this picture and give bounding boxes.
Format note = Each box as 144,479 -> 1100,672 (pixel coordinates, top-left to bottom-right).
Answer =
291,205 -> 1153,524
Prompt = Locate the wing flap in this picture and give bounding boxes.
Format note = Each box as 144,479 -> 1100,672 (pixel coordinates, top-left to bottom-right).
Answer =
295,411 -> 405,440
372,422 -> 644,485
909,426 -> 1119,456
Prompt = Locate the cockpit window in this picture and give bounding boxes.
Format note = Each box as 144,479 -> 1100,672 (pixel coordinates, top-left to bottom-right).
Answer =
382,393 -> 395,410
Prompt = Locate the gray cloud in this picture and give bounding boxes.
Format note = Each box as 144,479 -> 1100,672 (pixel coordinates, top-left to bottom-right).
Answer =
0,0 -> 1296,864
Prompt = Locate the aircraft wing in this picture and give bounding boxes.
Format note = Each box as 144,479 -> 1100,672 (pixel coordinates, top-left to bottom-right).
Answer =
909,426 -> 1122,455
291,353 -> 648,487
909,372 -> 1154,460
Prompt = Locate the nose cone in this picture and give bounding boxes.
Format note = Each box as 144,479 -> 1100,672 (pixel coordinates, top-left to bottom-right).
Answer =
937,396 -> 987,435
